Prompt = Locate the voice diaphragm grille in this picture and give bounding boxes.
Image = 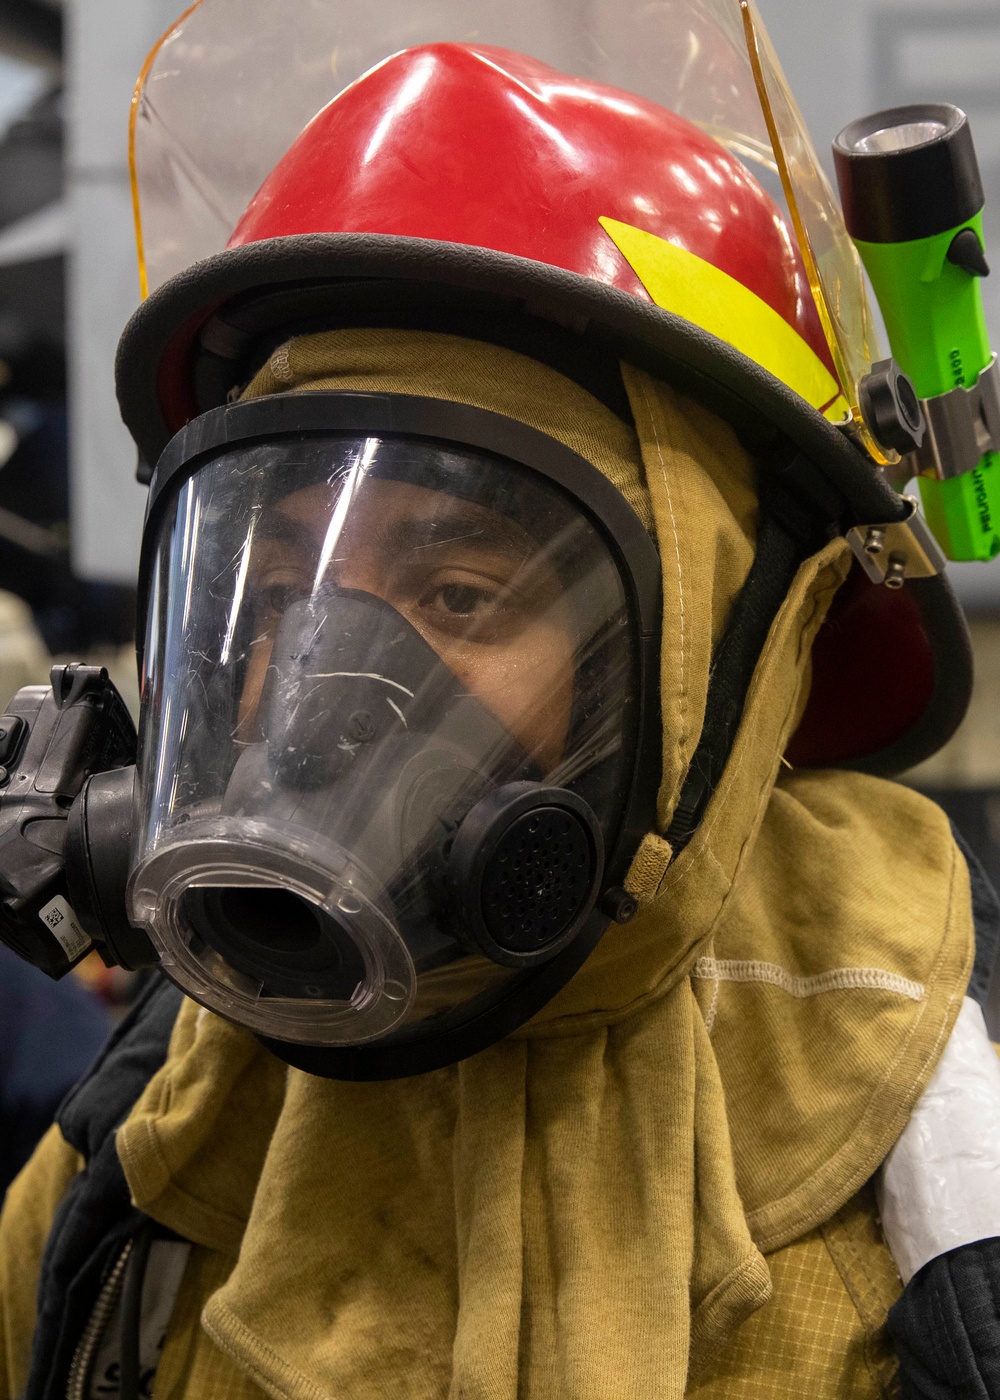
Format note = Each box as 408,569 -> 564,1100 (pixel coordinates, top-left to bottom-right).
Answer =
483,807 -> 594,953
447,781 -> 604,968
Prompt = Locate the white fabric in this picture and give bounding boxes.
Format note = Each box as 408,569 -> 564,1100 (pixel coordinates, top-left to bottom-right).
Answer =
879,996 -> 1000,1284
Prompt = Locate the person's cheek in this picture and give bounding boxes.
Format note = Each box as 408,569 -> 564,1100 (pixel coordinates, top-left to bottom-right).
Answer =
446,622 -> 576,771
236,637 -> 274,743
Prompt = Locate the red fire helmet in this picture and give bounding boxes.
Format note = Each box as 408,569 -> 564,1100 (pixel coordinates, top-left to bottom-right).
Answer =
231,45 -> 834,378
117,42 -> 971,777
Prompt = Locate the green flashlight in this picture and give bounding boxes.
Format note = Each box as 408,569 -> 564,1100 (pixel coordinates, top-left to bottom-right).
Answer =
834,104 -> 1000,562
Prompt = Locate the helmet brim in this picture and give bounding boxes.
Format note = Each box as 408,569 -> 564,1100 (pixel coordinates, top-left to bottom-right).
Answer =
115,231 -> 972,777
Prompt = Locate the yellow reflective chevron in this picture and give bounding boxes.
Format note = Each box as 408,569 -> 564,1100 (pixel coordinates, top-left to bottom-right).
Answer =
599,216 -> 849,423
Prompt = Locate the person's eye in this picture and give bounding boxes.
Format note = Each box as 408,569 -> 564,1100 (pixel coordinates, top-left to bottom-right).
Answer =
256,580 -> 309,619
438,582 -> 494,616
416,570 -> 522,640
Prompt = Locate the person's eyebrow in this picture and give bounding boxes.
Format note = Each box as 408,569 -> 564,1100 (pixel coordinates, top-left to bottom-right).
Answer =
255,512 -> 317,553
380,506 -> 530,558
256,500 -> 532,564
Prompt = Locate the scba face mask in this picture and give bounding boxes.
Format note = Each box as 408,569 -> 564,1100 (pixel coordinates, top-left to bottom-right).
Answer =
128,393 -> 661,1077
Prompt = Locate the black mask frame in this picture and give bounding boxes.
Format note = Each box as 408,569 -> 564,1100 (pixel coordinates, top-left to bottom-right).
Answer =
137,391 -> 663,1079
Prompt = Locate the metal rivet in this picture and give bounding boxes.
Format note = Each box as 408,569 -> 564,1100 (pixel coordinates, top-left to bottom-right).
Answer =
600,887 -> 639,924
884,552 -> 907,589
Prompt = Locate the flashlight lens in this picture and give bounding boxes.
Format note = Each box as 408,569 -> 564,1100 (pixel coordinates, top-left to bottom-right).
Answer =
853,121 -> 948,156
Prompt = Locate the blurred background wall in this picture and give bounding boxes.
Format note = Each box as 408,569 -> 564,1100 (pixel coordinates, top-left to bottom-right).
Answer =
0,0 -> 997,953
0,0 -> 162,678
0,0 -> 174,1193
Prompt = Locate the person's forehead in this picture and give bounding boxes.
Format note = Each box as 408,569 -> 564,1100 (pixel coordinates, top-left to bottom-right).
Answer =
264,476 -> 539,558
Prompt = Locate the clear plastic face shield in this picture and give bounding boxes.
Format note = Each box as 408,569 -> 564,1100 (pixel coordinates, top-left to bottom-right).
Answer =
130,400 -> 659,1053
130,0 -> 890,462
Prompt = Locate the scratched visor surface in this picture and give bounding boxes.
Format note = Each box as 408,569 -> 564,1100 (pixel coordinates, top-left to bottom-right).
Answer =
130,431 -> 634,1045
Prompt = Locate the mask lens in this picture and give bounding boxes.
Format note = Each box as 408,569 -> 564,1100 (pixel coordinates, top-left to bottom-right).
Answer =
131,431 -> 638,1045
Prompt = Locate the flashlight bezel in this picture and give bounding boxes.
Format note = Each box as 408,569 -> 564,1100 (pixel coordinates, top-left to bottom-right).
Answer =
833,103 -> 984,245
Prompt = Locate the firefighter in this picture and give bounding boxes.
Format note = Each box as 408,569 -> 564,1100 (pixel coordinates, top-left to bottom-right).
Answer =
1,18 -> 999,1400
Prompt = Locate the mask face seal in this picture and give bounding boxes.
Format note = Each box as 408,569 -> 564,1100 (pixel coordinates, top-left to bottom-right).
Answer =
130,393 -> 661,1076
